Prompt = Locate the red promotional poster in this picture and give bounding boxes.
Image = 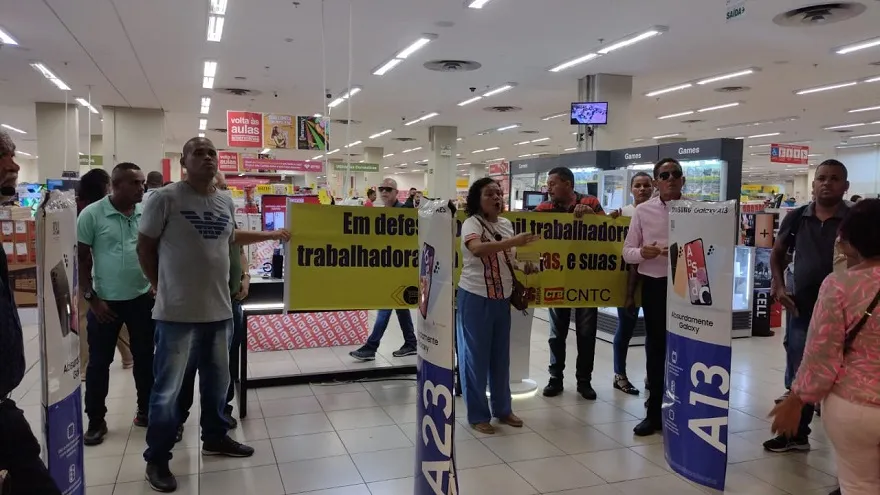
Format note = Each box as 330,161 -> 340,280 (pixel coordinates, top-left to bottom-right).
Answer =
227,111 -> 263,148
218,151 -> 240,172
488,160 -> 509,175
225,177 -> 270,188
770,143 -> 809,165
241,157 -> 323,172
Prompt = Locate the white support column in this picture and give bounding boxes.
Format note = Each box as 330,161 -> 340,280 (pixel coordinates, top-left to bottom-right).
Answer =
468,163 -> 486,186
102,106 -> 166,173
35,102 -> 80,181
363,146 -> 384,192
427,126 -> 457,200
578,74 -> 632,151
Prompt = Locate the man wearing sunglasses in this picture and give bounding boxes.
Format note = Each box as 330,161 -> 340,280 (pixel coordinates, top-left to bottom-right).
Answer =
623,158 -> 685,436
350,178 -> 418,361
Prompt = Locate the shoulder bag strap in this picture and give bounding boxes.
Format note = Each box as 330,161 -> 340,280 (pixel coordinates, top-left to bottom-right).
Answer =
844,287 -> 880,355
472,216 -> 521,285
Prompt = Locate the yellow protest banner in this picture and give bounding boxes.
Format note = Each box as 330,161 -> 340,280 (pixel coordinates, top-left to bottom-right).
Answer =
286,204 -> 631,310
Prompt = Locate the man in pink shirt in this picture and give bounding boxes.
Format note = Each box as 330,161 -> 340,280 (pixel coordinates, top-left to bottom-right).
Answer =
622,158 -> 685,436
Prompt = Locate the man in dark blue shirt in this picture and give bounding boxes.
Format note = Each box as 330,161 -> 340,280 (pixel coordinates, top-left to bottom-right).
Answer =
0,130 -> 61,494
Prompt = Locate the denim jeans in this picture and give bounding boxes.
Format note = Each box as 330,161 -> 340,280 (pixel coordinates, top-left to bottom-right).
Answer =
144,319 -> 232,463
84,293 -> 155,421
785,310 -> 815,438
363,309 -> 416,351
613,307 -> 638,376
548,307 -> 598,385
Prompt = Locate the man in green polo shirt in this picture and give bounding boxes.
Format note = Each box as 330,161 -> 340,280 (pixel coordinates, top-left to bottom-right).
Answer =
78,162 -> 155,446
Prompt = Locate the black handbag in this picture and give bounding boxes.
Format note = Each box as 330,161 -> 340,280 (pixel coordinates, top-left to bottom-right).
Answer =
473,216 -> 529,311
843,288 -> 880,355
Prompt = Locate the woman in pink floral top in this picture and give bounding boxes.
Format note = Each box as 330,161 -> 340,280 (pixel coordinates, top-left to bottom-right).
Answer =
770,199 -> 880,495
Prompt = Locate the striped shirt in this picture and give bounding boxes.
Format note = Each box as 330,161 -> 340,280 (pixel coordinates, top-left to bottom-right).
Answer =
458,216 -> 514,299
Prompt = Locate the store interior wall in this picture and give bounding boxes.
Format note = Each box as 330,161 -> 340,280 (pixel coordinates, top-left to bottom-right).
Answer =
18,158 -> 39,184
383,172 -> 428,193
834,147 -> 880,196
102,106 -> 166,174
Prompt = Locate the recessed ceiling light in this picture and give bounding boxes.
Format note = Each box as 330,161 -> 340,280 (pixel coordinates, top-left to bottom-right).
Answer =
484,146 -> 500,151
652,133 -> 682,139
198,132 -> 205,138
312,155 -> 324,160
645,83 -> 693,97
836,142 -> 880,149
835,36 -> 880,55
696,68 -> 757,85
514,140 -> 530,146
370,129 -> 392,139
373,58 -> 403,76
466,0 -> 494,8
75,98 -> 100,114
864,76 -> 880,83
564,147 -> 577,151
851,133 -> 880,139
746,132 -> 781,139
458,96 -> 483,106
16,151 -> 32,157
658,110 -> 694,120
203,60 -> 217,89
824,122 -> 867,130
549,53 -> 599,73
795,81 -> 858,95
207,15 -> 225,42
0,27 -> 19,45
345,140 -> 362,148
496,124 -> 520,131
1,124 -> 26,134
402,147 -> 422,153
457,137 -> 463,141
597,27 -> 666,55
530,137 -> 550,143
200,96 -> 211,114
260,148 -> 271,154
199,118 -> 208,131
327,148 -> 340,155
849,105 -> 880,113
482,83 -> 516,97
472,149 -> 485,154
210,0 -> 227,15
485,157 -> 505,162
748,143 -> 771,149
541,112 -> 568,121
30,63 -> 71,91
404,112 -> 439,126
328,86 -> 363,108
396,36 -> 436,59
697,102 -> 740,112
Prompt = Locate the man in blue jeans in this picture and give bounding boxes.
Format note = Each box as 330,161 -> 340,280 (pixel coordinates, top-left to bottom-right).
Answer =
137,137 -> 254,492
350,178 -> 418,361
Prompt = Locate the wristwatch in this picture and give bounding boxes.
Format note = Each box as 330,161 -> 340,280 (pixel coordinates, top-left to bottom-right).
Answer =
83,289 -> 95,301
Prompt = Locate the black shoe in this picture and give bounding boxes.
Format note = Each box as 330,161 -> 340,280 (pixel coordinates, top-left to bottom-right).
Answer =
633,417 -> 662,437
174,424 -> 184,443
202,435 -> 255,457
613,375 -> 640,396
577,383 -> 597,401
83,420 -> 108,446
542,378 -> 564,397
349,347 -> 376,361
762,435 -> 810,453
392,345 -> 417,358
829,488 -> 841,495
133,410 -> 149,427
224,412 -> 239,430
145,462 -> 177,493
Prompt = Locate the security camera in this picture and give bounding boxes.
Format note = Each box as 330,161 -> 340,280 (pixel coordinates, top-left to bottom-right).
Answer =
274,92 -> 278,98
326,92 -> 333,99
469,87 -> 476,93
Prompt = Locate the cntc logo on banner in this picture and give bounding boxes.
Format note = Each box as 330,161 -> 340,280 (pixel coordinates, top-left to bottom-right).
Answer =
544,287 -> 613,304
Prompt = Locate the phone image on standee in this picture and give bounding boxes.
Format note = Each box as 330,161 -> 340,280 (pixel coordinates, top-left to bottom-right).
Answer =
50,260 -> 73,337
685,239 -> 713,306
670,243 -> 687,298
419,243 -> 435,319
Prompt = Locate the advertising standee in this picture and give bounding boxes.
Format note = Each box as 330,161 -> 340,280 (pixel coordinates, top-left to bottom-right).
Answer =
36,190 -> 85,495
663,200 -> 736,491
415,200 -> 458,495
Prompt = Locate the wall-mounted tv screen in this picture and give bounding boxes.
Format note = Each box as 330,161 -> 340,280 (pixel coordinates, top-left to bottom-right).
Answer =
570,102 -> 608,125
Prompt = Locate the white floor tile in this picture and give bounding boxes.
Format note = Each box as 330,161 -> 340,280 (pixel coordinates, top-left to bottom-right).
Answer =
84,455 -> 122,487
456,464 -> 538,494
260,396 -> 323,417
326,406 -> 395,430
337,425 -> 412,454
199,465 -> 286,495
271,431 -> 347,463
367,477 -> 415,495
537,427 -> 623,454
453,439 -> 505,469
573,448 -> 668,483
265,412 -> 334,438
350,446 -> 415,482
481,432 -> 566,463
277,455 -> 363,494
509,455 -> 606,492
316,391 -> 379,412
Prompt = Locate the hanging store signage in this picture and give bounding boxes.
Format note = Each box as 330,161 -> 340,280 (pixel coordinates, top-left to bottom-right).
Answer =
297,116 -> 329,151
241,156 -> 323,172
333,162 -> 380,172
263,114 -> 295,149
78,155 -> 103,167
227,111 -> 264,148
488,160 -> 509,175
726,0 -> 746,22
610,146 -> 659,166
770,143 -> 809,165
218,151 -> 240,172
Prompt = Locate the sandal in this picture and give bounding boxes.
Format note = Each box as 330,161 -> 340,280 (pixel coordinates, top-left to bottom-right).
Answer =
613,375 -> 640,396
497,414 -> 524,428
471,422 -> 495,434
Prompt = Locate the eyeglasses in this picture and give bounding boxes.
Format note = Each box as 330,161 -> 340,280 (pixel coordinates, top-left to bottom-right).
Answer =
657,170 -> 683,181
378,187 -> 393,193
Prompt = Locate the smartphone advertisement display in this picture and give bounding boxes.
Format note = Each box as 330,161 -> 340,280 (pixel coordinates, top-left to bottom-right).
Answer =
36,190 -> 85,494
570,102 -> 608,125
414,200 -> 458,495
664,200 -> 736,491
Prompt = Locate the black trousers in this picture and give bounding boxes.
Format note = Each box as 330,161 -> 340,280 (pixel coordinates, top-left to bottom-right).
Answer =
548,307 -> 598,385
641,276 -> 668,422
84,293 -> 155,421
0,399 -> 62,495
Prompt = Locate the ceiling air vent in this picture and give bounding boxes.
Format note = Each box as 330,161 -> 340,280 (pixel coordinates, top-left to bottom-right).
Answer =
715,86 -> 751,93
209,128 -> 227,133
392,137 -> 417,142
484,106 -> 522,113
423,60 -> 482,72
681,119 -> 705,124
331,119 -> 361,125
831,129 -> 855,133
519,130 -> 540,134
214,88 -> 262,96
773,2 -> 866,27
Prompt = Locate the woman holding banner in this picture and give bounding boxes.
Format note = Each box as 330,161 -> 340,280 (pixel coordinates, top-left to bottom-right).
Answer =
457,178 -> 539,434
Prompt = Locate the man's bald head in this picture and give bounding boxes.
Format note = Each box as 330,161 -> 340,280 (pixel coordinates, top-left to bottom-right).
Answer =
180,136 -> 218,184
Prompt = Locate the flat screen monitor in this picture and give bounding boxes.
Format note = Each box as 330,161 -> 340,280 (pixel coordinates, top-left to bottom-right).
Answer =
570,102 -> 608,125
522,191 -> 546,210
261,195 -> 288,232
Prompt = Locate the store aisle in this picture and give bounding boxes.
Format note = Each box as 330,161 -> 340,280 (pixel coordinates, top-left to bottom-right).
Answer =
11,311 -> 839,495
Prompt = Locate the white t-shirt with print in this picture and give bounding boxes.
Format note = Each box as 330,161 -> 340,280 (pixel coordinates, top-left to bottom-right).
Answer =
458,216 -> 515,299
620,203 -> 637,218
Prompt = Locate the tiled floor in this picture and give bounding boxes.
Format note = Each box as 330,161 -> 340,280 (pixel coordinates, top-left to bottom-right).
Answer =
11,309 -> 840,494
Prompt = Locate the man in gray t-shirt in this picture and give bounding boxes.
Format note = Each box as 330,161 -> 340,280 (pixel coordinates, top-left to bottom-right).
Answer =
137,137 -> 254,492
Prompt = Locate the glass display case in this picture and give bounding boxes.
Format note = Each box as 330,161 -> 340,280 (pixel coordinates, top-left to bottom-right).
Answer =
572,167 -> 600,197
597,244 -> 755,344
510,172 -> 539,211
681,159 -> 727,201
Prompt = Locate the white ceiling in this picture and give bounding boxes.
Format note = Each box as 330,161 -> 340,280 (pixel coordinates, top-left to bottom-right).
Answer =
4,0 -> 880,182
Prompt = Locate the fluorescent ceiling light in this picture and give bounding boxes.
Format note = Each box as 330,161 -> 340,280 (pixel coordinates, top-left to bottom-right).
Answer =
696,69 -> 756,85
652,133 -> 682,139
645,83 -> 692,97
370,129 -> 392,139
396,36 -> 435,59
203,77 -> 214,89
207,15 -> 225,42
404,112 -> 438,126
204,61 -> 217,77
849,105 -> 880,113
459,162 -> 472,166
486,157 -> 505,162
30,63 -> 71,91
658,110 -> 694,120
327,98 -> 345,108
482,83 -> 516,97
824,122 -> 866,130
836,142 -> 880,149
851,133 -> 880,139
200,96 -> 211,114
864,76 -> 880,83
747,132 -> 781,139
313,113 -> 323,118
795,81 -> 858,95
373,58 -> 403,76
748,143 -> 771,149
327,148 -> 340,155
1,124 -> 26,134
0,27 -> 19,45
260,148 -> 270,154
342,87 -> 361,98
485,146 -> 500,151
402,147 -> 422,153
518,154 -> 533,158
16,151 -> 32,157
716,116 -> 799,131
458,96 -> 482,106
312,155 -> 324,160
383,153 -> 395,158
514,140 -> 530,146
75,98 -> 100,114
542,112 -> 567,121
530,137 -> 550,143
835,36 -> 880,55
198,133 -> 205,138
549,53 -> 599,73
472,149 -> 485,154
496,124 -> 520,131
467,0 -> 493,8
597,27 -> 666,55
698,102 -> 740,112
457,137 -> 463,141
345,140 -> 362,147
564,147 -> 577,151
199,119 -> 208,131
210,0 -> 227,15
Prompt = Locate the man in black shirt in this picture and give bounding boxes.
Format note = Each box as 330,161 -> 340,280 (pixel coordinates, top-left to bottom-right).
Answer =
0,130 -> 61,494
